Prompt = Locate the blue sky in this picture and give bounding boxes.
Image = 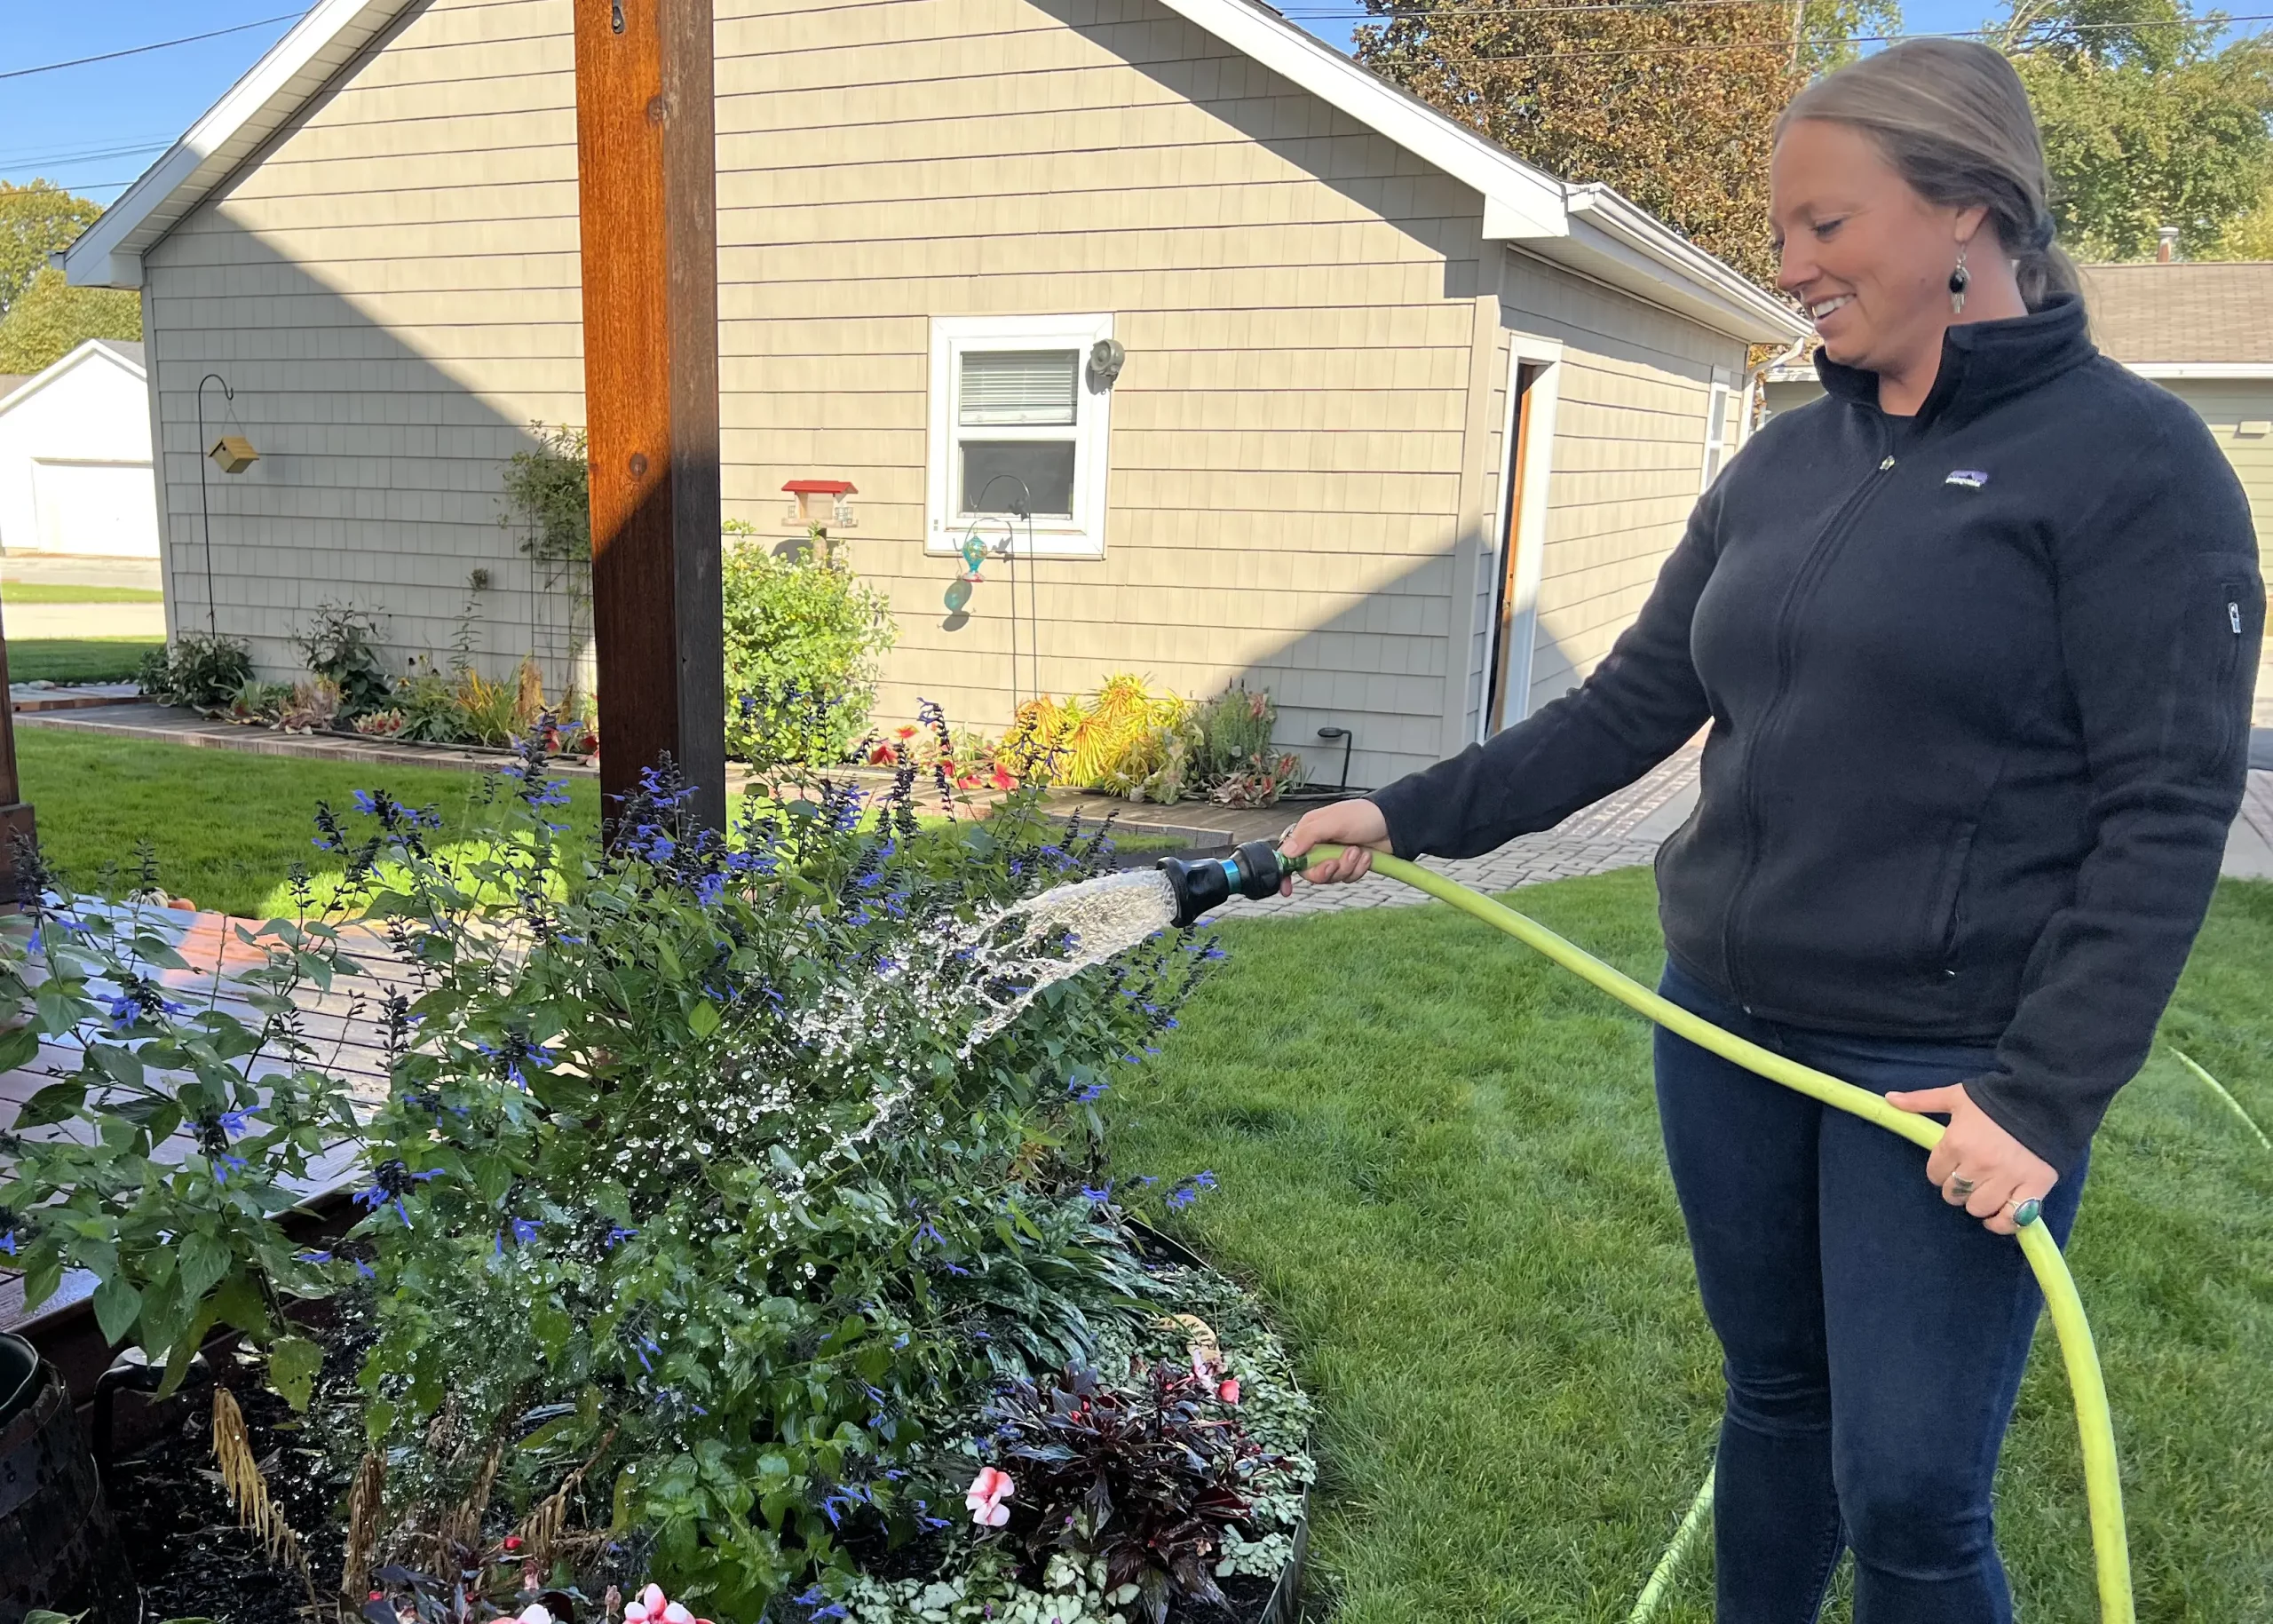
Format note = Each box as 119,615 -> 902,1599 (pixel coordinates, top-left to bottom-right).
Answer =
0,0 -> 2219,206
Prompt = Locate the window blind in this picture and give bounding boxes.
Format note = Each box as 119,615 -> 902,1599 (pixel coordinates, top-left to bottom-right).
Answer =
959,349 -> 1079,426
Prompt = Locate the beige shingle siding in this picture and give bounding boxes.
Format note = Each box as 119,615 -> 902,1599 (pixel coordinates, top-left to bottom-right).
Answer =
139,0 -> 1742,788
2162,381 -> 2273,725
143,0 -> 583,687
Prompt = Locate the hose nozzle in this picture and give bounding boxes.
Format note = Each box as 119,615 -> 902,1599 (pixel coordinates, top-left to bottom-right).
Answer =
1157,840 -> 1295,927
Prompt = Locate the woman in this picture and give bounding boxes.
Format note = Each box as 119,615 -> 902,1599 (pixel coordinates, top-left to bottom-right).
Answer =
1282,38 -> 2261,1624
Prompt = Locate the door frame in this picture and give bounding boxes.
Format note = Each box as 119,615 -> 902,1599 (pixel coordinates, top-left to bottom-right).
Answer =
1479,335 -> 1563,741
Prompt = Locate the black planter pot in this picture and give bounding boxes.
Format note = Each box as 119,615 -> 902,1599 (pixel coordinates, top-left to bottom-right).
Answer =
0,1332 -> 141,1624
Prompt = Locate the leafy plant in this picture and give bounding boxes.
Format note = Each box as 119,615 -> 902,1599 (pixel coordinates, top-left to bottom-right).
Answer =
355,708 -> 408,738
0,843 -> 366,1398
314,741 -> 1208,1616
293,604 -> 393,719
980,1361 -> 1278,1624
723,521 -> 897,771
227,678 -> 294,726
453,669 -> 521,747
1000,677 -> 1186,792
499,424 -> 590,579
139,633 -> 256,711
277,677 -> 342,735
395,659 -> 471,744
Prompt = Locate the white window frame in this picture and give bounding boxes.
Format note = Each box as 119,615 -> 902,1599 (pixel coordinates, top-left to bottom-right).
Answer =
926,313 -> 1114,558
1700,369 -> 1734,490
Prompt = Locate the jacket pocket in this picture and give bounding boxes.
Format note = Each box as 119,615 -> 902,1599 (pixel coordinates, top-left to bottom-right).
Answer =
1928,815 -> 1982,980
2191,557 -> 2264,762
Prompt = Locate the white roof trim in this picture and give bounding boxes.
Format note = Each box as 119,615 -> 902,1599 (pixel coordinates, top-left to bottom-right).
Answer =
0,337 -> 148,419
63,0 -> 1806,343
59,0 -> 411,290
2126,361 -> 2273,380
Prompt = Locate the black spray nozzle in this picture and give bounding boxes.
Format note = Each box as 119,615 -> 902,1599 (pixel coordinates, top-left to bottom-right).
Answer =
1158,840 -> 1294,928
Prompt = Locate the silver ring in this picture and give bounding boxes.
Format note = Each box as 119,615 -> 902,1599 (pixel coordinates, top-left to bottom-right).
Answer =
1949,1175 -> 1977,1199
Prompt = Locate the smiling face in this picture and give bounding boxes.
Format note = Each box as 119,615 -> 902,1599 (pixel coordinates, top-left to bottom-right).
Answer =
1771,117 -> 1991,383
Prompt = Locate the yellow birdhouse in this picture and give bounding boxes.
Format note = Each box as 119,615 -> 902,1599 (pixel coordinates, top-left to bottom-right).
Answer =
208,434 -> 259,473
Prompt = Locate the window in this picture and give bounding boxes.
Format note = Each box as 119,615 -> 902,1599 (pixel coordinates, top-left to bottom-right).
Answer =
1700,374 -> 1734,489
928,314 -> 1114,557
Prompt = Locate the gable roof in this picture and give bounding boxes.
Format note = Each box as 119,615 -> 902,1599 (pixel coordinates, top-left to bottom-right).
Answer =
2075,262 -> 2273,376
58,0 -> 1806,345
0,336 -> 149,420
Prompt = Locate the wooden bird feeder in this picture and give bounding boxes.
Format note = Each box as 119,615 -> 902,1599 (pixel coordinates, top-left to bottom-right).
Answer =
207,434 -> 259,473
781,478 -> 856,528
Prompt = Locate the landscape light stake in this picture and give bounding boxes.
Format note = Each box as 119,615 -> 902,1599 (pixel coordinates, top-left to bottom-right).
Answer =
194,372 -> 231,636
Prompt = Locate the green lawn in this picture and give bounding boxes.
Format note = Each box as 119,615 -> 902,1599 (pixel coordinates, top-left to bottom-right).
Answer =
1111,868 -> 2273,1622
15,729 -> 605,917
5,636 -> 162,684
0,582 -> 164,604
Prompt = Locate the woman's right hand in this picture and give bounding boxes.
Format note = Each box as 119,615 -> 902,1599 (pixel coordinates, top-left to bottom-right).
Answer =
1278,799 -> 1393,892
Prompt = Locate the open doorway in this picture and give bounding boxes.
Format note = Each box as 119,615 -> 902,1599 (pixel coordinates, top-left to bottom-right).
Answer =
1485,358 -> 1552,734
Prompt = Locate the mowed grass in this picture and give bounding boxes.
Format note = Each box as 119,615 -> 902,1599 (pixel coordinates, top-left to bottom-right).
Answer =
14,728 -> 604,917
0,582 -> 163,604
1110,867 -> 2273,1622
6,636 -> 162,684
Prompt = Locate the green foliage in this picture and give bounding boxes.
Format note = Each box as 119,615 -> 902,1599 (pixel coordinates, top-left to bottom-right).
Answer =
2000,0 -> 2273,259
497,423 -> 590,574
724,523 -> 898,771
392,660 -> 473,744
0,179 -> 101,319
0,850 -> 365,1398
0,266 -> 140,376
326,752 -> 1208,1612
138,633 -> 255,711
292,602 -> 393,718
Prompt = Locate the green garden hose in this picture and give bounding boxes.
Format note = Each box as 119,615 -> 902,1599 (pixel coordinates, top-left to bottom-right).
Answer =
1298,845 -> 2134,1624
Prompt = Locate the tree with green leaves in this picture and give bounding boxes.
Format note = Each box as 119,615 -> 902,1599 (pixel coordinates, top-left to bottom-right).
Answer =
0,179 -> 102,319
0,266 -> 141,376
0,180 -> 139,374
1998,0 -> 2273,259
1354,0 -> 1899,285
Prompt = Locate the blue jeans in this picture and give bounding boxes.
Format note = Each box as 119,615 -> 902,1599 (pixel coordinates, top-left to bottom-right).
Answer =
1653,960 -> 2087,1624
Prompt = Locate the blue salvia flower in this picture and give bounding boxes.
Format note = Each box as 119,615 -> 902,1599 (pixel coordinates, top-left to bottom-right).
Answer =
0,1231 -> 17,1257
1080,1184 -> 1113,1204
511,1216 -> 542,1245
210,1153 -> 249,1185
1067,1077 -> 1108,1105
216,1109 -> 252,1139
605,1225 -> 638,1248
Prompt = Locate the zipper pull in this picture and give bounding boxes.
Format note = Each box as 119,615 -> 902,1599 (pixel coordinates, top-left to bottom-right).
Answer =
2231,601 -> 2245,636
1878,456 -> 1896,471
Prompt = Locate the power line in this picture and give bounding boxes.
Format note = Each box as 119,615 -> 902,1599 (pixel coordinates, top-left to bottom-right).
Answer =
0,13 -> 304,85
0,140 -> 172,170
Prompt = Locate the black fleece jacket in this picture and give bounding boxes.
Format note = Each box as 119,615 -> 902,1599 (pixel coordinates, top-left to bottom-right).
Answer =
1370,297 -> 2262,1172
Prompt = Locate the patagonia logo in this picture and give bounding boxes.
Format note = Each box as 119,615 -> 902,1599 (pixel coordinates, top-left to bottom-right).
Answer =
1944,469 -> 1990,489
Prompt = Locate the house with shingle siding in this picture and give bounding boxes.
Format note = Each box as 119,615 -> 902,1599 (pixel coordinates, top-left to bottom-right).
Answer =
59,0 -> 1803,788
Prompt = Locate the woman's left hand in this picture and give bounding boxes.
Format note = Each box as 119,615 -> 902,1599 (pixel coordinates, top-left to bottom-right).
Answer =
1884,1084 -> 2058,1235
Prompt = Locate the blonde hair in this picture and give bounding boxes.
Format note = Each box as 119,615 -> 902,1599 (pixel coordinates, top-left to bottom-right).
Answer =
1778,38 -> 2080,311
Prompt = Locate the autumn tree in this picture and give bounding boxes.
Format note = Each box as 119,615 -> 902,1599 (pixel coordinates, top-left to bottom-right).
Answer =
1998,0 -> 2273,259
1354,0 -> 1897,284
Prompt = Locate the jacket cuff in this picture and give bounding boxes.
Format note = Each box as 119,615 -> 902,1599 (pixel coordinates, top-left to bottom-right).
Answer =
1361,787 -> 1423,861
1960,1076 -> 2095,1179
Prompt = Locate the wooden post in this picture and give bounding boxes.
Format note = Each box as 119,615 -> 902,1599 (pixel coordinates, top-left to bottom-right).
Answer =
572,0 -> 726,833
0,608 -> 37,906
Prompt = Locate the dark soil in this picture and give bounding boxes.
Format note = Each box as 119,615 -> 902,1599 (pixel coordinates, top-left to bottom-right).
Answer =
103,1299 -> 368,1624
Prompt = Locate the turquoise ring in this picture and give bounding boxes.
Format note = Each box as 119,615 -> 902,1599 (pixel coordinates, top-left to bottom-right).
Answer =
2010,1196 -> 2042,1228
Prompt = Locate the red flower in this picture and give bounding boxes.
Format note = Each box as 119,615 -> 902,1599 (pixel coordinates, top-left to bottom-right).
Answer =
503,1535 -> 523,1552
867,744 -> 895,765
990,765 -> 1017,791
896,725 -> 918,739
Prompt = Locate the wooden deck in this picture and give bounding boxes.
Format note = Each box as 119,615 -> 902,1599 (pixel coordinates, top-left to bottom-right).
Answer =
0,899 -> 418,1336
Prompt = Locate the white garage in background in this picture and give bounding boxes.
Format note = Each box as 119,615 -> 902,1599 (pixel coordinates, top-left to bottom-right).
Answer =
0,338 -> 159,558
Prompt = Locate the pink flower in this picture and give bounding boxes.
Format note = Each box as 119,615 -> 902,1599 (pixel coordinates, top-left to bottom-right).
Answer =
662,1606 -> 693,1624
1217,1377 -> 1241,1406
965,1465 -> 1016,1527
624,1584 -> 669,1624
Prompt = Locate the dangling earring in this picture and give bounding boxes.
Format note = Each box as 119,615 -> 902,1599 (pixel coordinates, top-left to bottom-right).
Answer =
1948,241 -> 1971,315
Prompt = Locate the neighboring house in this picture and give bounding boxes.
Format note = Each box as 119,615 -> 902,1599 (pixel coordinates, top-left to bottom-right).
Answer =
1762,262 -> 2273,725
59,0 -> 1802,788
0,338 -> 160,559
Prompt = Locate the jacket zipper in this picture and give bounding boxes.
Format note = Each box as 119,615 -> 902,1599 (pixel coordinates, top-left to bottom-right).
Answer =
1722,426 -> 1900,1012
